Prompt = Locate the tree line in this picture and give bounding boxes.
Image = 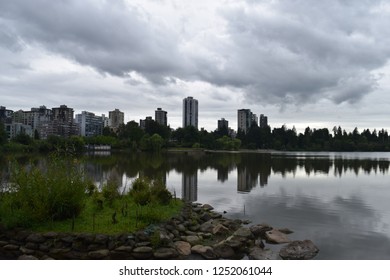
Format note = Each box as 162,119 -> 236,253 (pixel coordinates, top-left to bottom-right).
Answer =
1,119 -> 390,153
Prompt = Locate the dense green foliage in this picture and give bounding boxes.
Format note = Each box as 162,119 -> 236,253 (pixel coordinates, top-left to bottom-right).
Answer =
0,155 -> 182,233
0,158 -> 88,228
2,118 -> 390,152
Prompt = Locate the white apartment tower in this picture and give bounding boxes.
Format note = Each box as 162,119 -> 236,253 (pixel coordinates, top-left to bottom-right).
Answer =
182,96 -> 198,129
237,109 -> 253,134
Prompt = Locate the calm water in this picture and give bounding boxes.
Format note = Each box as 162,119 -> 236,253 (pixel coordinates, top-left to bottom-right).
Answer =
2,151 -> 390,259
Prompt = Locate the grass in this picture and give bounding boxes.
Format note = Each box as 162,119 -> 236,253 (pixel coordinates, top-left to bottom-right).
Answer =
31,196 -> 183,235
0,158 -> 183,235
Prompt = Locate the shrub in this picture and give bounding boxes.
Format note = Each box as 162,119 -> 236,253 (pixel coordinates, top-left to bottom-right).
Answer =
101,180 -> 120,206
0,158 -> 88,228
129,177 -> 172,206
130,177 -> 152,206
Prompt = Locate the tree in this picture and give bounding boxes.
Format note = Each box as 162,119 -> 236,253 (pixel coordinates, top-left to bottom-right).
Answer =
150,134 -> 164,151
0,122 -> 7,145
117,121 -> 145,148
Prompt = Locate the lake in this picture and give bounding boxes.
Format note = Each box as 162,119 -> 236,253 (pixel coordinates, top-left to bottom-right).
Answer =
2,150 -> 390,259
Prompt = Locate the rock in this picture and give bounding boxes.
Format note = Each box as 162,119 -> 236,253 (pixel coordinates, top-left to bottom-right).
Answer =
18,255 -> 38,260
4,244 -> 19,251
182,235 -> 202,245
202,204 -> 214,211
42,232 -> 59,239
279,240 -> 319,260
233,227 -> 253,239
94,234 -> 108,244
159,230 -> 171,245
135,241 -> 151,247
265,229 -> 290,244
75,233 -> 95,243
132,246 -> 153,259
25,242 -> 39,250
242,220 -> 252,225
39,244 -> 50,252
278,228 -> 294,234
26,233 -> 45,243
200,212 -> 212,222
153,248 -> 178,259
193,207 -> 203,213
213,243 -> 235,259
212,224 -> 230,236
61,236 -> 74,244
191,245 -> 217,259
177,224 -> 187,232
134,231 -> 150,242
114,246 -> 133,253
185,230 -> 197,236
0,241 -> 8,247
88,249 -> 110,259
14,231 -> 31,242
199,220 -> 215,233
174,241 -> 191,256
20,246 -> 35,255
210,212 -> 222,219
250,224 -> 272,238
201,233 -> 213,239
189,225 -> 200,232
249,247 -> 279,260
223,237 -> 243,249
222,219 -> 242,231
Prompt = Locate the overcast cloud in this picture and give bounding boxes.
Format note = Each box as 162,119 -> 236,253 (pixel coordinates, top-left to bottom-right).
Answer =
1,0 -> 390,131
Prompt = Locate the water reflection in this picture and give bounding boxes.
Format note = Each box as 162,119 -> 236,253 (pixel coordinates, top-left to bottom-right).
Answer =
2,152 -> 390,197
2,151 -> 390,259
182,172 -> 198,202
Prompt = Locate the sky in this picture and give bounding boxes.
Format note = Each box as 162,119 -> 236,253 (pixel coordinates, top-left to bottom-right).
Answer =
1,0 -> 390,133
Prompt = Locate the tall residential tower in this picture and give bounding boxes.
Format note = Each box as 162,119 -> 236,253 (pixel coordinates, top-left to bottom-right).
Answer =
182,96 -> 198,129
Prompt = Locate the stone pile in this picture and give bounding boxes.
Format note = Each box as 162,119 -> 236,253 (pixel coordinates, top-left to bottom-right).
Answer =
0,202 -> 319,260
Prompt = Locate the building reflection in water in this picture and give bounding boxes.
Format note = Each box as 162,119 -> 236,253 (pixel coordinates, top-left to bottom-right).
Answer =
182,171 -> 198,202
237,167 -> 258,193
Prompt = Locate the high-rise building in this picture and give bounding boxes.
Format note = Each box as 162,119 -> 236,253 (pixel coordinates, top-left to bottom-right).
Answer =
217,118 -> 229,131
24,106 -> 52,132
140,116 -> 153,130
155,108 -> 168,126
0,106 -> 13,124
108,109 -> 124,132
182,96 -> 198,129
237,109 -> 253,134
46,105 -> 78,138
252,114 -> 258,126
75,111 -> 104,137
260,114 -> 268,128
52,105 -> 74,123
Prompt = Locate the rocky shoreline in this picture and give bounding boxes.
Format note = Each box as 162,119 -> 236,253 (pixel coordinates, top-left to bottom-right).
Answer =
0,202 -> 319,260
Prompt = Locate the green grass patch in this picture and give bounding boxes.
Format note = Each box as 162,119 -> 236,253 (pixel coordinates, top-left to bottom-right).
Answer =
32,196 -> 183,235
0,158 -> 183,235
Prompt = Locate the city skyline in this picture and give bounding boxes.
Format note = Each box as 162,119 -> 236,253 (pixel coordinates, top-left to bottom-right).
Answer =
1,1 -> 390,133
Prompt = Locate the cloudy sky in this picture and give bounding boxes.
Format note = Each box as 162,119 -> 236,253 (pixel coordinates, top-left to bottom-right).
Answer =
1,0 -> 390,132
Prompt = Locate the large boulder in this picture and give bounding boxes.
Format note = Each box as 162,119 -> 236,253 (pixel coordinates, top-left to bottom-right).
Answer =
279,240 -> 319,260
191,245 -> 217,259
213,243 -> 236,259
265,229 -> 290,244
174,241 -> 191,256
250,224 -> 272,238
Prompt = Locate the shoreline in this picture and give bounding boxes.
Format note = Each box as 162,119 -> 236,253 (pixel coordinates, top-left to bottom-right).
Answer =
0,202 -> 319,260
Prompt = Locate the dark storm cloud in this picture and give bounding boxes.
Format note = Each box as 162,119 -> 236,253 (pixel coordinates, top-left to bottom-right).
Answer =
0,0 -> 186,81
212,0 -> 390,105
1,0 -> 390,108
